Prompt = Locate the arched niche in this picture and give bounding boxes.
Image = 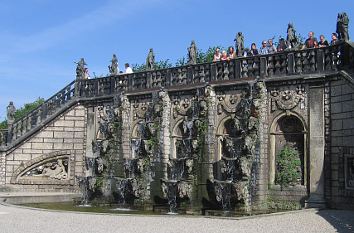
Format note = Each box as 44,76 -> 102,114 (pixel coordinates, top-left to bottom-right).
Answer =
215,117 -> 243,162
130,121 -> 145,159
170,118 -> 194,159
269,112 -> 307,186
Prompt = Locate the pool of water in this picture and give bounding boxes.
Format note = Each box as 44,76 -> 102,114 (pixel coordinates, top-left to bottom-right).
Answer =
22,202 -> 161,215
20,202 -> 296,217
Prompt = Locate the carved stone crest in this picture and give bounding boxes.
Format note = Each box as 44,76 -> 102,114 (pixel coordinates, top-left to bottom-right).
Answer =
270,85 -> 305,111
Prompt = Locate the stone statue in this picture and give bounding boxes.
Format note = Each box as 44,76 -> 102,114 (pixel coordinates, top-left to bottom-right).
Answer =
235,32 -> 244,57
337,12 -> 350,41
286,23 -> 299,49
108,54 -> 119,75
7,101 -> 16,125
75,58 -> 87,80
146,48 -> 155,70
188,40 -> 197,65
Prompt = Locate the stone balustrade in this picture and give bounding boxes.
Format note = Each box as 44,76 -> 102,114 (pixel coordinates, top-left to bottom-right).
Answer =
1,42 -> 353,149
1,80 -> 76,148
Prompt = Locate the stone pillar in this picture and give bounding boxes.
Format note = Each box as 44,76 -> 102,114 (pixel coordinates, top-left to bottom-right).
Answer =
206,86 -> 217,180
0,151 -> 5,185
159,90 -> 171,180
121,95 -> 131,159
307,84 -> 326,208
84,106 -> 97,177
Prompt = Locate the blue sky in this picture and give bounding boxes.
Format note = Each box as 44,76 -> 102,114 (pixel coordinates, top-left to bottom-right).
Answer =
0,0 -> 352,120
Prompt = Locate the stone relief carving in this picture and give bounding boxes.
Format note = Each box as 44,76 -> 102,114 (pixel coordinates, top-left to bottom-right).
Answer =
23,158 -> 69,180
270,85 -> 305,111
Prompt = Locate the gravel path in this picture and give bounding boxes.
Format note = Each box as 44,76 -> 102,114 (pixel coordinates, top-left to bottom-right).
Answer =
0,204 -> 353,233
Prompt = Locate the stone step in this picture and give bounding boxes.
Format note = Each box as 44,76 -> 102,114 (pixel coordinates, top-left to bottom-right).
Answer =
0,192 -> 81,204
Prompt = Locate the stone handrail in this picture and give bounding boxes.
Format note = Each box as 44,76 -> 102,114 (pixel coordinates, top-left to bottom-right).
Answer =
1,42 -> 353,149
2,80 -> 76,147
76,42 -> 353,97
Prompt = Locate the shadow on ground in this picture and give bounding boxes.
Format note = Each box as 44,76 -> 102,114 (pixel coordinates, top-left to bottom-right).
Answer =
317,209 -> 354,233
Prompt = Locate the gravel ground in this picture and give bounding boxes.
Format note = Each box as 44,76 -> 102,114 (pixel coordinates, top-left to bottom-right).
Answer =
0,204 -> 353,233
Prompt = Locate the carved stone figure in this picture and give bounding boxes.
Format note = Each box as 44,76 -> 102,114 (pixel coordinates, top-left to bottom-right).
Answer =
286,23 -> 298,49
146,48 -> 155,71
188,40 -> 197,65
108,54 -> 119,75
235,32 -> 244,57
6,101 -> 16,125
337,12 -> 350,41
24,158 -> 69,180
75,58 -> 87,80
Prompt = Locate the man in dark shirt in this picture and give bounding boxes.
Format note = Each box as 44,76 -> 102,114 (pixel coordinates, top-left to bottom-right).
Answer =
305,31 -> 318,48
318,35 -> 329,47
331,33 -> 339,45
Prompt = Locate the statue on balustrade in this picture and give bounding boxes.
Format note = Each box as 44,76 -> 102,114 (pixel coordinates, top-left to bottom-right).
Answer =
337,12 -> 350,41
7,101 -> 16,125
146,48 -> 155,70
188,40 -> 197,65
235,32 -> 244,57
108,54 -> 119,75
286,23 -> 299,49
75,58 -> 87,80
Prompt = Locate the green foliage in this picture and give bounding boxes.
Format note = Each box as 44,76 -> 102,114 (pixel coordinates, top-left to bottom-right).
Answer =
196,118 -> 208,162
266,197 -> 302,211
132,59 -> 173,72
0,98 -> 45,130
197,46 -> 224,63
275,146 -> 301,188
155,59 -> 173,70
0,121 -> 7,130
94,176 -> 104,190
175,57 -> 186,67
132,63 -> 147,72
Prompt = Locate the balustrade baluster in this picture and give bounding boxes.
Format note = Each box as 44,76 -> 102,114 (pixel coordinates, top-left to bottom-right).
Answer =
274,55 -> 281,75
302,51 -> 310,73
295,53 -> 303,74
267,56 -> 274,77
223,62 -> 229,80
241,60 -> 248,78
253,57 -> 260,77
21,119 -> 27,135
309,50 -> 316,72
247,59 -> 254,78
26,116 -> 32,131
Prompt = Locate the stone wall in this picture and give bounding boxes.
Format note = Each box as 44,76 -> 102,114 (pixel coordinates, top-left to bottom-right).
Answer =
0,152 -> 5,185
328,76 -> 354,209
4,103 -> 86,191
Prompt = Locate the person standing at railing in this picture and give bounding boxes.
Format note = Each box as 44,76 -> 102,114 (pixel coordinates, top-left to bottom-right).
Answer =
267,39 -> 277,54
259,41 -> 269,55
331,33 -> 339,45
227,46 -> 236,59
213,48 -> 221,61
125,63 -> 133,74
84,68 -> 90,79
220,50 -> 229,61
318,35 -> 329,48
250,43 -> 259,56
305,31 -> 318,48
277,38 -> 287,52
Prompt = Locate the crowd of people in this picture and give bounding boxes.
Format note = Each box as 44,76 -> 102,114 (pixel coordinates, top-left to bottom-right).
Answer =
213,31 -> 341,62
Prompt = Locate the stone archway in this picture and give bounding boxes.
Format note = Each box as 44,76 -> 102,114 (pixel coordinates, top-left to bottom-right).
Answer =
171,118 -> 195,159
269,113 -> 307,187
215,117 -> 243,162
